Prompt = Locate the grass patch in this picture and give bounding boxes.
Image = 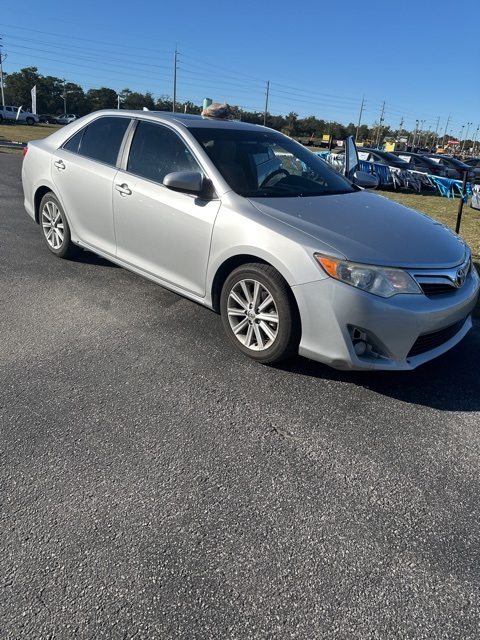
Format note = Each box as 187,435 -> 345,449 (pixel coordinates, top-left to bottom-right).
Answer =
380,189 -> 480,316
379,189 -> 480,261
0,122 -> 62,146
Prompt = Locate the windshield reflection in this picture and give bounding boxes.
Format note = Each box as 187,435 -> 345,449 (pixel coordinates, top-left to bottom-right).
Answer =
190,128 -> 356,197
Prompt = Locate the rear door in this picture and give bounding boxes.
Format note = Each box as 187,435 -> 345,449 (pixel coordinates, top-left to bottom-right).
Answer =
51,115 -> 131,256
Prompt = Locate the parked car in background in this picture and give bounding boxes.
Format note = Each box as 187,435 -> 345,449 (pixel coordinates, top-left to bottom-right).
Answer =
356,148 -> 411,171
55,114 -> 79,124
421,154 -> 475,181
0,106 -> 39,125
462,157 -> 480,184
38,114 -> 59,124
21,110 -> 479,371
391,151 -> 448,177
331,147 -> 412,188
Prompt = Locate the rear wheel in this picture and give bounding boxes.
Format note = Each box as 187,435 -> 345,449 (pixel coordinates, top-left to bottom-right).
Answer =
39,192 -> 79,259
220,263 -> 300,364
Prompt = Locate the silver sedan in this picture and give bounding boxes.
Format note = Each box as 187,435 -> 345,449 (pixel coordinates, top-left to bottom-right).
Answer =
21,110 -> 479,370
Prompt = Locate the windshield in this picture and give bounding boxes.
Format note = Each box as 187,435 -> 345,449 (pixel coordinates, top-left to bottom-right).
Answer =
189,127 -> 356,197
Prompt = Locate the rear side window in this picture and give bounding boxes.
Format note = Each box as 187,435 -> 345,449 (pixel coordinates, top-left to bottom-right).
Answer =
63,117 -> 130,166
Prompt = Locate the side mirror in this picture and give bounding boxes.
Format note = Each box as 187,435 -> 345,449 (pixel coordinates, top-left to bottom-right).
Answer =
163,171 -> 204,193
163,172 -> 215,198
345,135 -> 359,181
352,170 -> 379,189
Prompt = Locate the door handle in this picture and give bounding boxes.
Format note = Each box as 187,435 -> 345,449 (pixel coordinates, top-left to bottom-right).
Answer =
54,159 -> 66,170
115,183 -> 132,197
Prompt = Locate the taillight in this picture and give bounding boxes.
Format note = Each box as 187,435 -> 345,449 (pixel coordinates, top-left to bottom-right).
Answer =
22,146 -> 28,159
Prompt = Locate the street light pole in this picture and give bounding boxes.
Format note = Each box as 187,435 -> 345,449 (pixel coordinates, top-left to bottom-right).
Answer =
419,119 -> 425,147
461,122 -> 473,153
411,119 -> 419,149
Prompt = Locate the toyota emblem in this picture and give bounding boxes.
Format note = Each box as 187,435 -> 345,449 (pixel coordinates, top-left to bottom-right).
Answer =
455,267 -> 466,288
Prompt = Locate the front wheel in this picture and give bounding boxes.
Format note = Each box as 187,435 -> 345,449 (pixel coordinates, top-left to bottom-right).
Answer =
39,192 -> 79,259
220,263 -> 300,364
26,117 -> 36,125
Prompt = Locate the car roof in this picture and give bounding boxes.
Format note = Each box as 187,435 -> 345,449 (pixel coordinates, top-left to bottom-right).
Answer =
394,151 -> 431,158
92,109 -> 268,133
358,147 -> 408,161
427,154 -> 468,164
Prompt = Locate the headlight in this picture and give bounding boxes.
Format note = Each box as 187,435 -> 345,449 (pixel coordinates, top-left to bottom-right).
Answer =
315,254 -> 422,298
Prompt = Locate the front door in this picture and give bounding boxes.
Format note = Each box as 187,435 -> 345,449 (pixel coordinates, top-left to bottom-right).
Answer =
113,121 -> 220,297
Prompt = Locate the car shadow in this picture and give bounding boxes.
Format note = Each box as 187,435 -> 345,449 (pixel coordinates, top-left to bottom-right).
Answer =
278,322 -> 480,412
67,247 -> 479,412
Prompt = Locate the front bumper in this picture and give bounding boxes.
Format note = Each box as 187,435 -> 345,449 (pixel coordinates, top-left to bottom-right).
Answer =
293,267 -> 479,371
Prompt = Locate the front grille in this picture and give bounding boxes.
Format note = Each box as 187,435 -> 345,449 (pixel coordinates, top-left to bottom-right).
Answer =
419,282 -> 458,295
407,317 -> 468,357
412,257 -> 471,296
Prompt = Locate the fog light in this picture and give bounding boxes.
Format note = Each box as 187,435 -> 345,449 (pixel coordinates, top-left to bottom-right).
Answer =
348,325 -> 387,361
353,339 -> 367,356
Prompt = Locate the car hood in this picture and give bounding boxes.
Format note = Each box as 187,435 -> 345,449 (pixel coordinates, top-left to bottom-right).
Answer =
248,190 -> 466,268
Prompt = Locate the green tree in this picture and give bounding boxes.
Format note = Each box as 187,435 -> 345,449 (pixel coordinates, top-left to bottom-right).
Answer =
355,124 -> 370,143
119,89 -> 155,110
265,114 -> 286,132
345,122 -> 356,137
86,87 -> 118,111
328,122 -> 347,142
238,109 -> 263,125
61,81 -> 88,115
297,116 -> 324,138
181,101 -> 202,115
36,75 -> 65,114
154,94 -> 173,111
282,112 -> 298,137
4,67 -> 41,109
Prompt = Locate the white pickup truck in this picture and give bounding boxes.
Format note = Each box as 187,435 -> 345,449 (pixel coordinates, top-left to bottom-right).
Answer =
0,106 -> 39,125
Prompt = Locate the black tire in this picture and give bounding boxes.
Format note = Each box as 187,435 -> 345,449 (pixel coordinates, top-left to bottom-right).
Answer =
39,192 -> 79,259
0,115 -> 3,123
26,117 -> 35,125
220,263 -> 300,364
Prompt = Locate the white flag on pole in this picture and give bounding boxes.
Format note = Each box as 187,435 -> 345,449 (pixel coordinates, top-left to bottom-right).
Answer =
31,85 -> 37,114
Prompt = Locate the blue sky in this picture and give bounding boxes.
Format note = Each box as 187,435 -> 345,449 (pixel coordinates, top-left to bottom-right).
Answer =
1,0 -> 479,138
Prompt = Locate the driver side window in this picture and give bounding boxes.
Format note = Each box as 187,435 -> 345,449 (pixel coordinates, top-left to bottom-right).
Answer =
127,121 -> 200,184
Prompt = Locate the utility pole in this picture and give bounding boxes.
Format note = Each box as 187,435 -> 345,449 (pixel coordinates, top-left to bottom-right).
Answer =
172,49 -> 177,113
263,80 -> 269,126
432,116 -> 440,150
397,117 -> 404,144
419,119 -> 425,147
355,97 -> 365,143
0,36 -> 6,107
375,101 -> 385,146
442,114 -> 451,145
61,79 -> 67,113
461,122 -> 473,153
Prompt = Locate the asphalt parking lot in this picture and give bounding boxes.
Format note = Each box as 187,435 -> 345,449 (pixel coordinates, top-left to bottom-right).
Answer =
1,153 -> 479,639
